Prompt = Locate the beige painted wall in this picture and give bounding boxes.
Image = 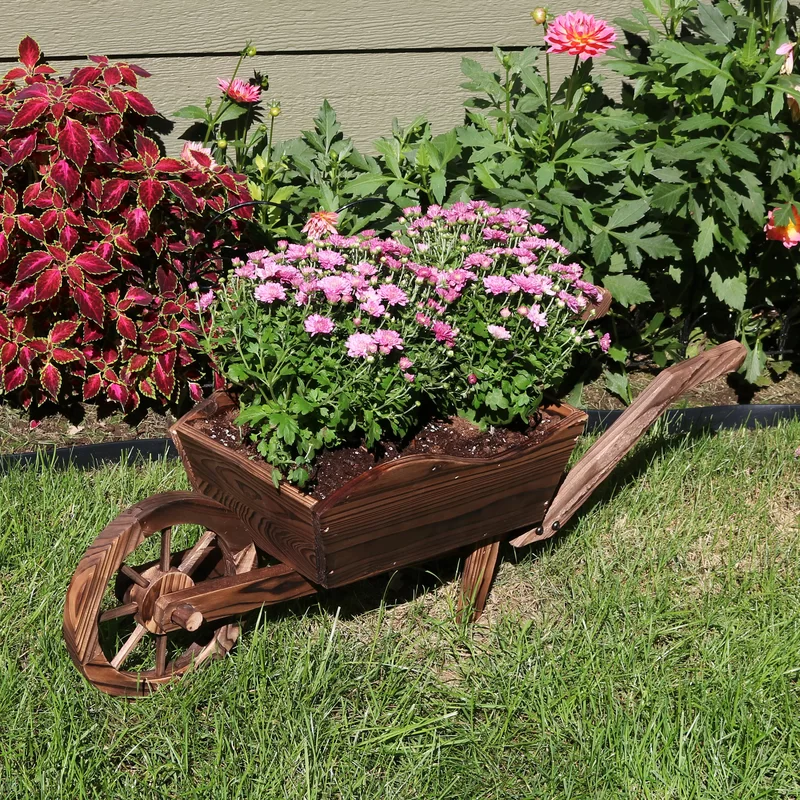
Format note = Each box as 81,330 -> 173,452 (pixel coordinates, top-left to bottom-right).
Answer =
0,1 -> 630,153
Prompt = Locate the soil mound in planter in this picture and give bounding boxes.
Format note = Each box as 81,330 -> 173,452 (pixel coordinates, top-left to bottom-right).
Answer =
192,406 -> 554,500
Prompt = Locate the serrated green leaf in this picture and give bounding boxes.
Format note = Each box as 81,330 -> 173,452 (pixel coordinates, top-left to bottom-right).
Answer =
709,271 -> 747,309
693,216 -> 717,261
603,274 -> 653,306
344,172 -> 387,197
696,1 -> 735,44
536,162 -> 555,191
651,183 -> 688,212
606,199 -> 649,230
173,104 -> 211,121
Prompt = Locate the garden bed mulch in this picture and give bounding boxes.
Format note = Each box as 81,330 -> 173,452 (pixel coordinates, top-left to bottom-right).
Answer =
0,369 -> 797,456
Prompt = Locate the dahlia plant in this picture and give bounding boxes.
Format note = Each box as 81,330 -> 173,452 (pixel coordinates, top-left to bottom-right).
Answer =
205,202 -> 609,486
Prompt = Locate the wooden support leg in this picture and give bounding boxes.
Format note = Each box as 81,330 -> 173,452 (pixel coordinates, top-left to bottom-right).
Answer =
457,539 -> 501,623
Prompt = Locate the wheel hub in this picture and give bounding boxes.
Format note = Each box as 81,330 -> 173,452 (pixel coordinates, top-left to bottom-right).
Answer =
132,570 -> 195,633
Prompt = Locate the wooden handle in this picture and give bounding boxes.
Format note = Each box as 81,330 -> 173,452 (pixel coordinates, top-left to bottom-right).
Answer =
510,340 -> 746,548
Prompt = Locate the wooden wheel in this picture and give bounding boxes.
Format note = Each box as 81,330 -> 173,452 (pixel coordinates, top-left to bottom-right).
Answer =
63,492 -> 258,697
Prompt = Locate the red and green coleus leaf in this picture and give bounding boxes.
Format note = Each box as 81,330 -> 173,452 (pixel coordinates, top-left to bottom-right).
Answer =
8,132 -> 38,165
67,89 -> 114,115
40,362 -> 62,399
49,159 -> 80,197
152,351 -> 176,396
72,282 -> 105,325
10,97 -> 50,129
138,178 -> 164,211
126,207 -> 150,240
4,365 -> 27,392
50,320 -> 80,344
16,250 -> 53,282
115,313 -> 137,341
83,372 -> 102,400
34,267 -> 63,301
100,178 -> 130,210
18,36 -> 41,69
58,117 -> 92,168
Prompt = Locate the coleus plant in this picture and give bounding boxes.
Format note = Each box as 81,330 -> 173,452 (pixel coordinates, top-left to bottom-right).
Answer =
0,36 -> 252,413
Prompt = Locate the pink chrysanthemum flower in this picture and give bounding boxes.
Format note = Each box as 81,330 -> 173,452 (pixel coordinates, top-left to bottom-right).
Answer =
378,283 -> 408,306
254,283 -> 286,304
302,210 -> 339,239
487,324 -> 512,340
544,12 -> 617,61
318,275 -> 352,303
346,332 -> 378,358
432,320 -> 458,347
218,77 -> 262,104
467,373 -> 478,385
483,275 -> 516,295
399,356 -> 414,369
316,249 -> 346,269
372,329 -> 404,354
304,314 -> 335,336
403,372 -> 416,382
180,141 -> 214,168
777,41 -> 796,75
196,289 -> 215,311
527,304 -> 548,332
599,332 -> 611,353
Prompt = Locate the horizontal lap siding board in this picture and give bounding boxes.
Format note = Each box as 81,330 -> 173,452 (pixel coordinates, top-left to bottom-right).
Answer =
0,1 -> 628,152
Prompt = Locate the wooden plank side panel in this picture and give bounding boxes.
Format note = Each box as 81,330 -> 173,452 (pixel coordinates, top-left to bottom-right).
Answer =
170,424 -> 321,583
317,408 -> 586,588
0,1 -> 633,55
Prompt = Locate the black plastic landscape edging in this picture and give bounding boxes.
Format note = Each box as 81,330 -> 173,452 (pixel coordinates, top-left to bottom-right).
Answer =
1,404 -> 798,475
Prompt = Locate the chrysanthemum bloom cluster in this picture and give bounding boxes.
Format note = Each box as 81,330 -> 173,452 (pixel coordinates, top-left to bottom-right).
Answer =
206,201 -> 609,484
544,11 -> 616,61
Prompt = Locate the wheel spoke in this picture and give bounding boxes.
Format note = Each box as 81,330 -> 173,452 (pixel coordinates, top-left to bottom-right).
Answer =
99,601 -> 138,623
178,530 -> 216,576
155,635 -> 168,677
110,624 -> 147,669
159,527 -> 172,572
120,564 -> 148,588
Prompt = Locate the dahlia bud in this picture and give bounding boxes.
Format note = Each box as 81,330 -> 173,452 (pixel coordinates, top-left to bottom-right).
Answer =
583,83 -> 594,94
531,7 -> 547,24
269,101 -> 281,117
245,45 -> 257,57
216,138 -> 228,150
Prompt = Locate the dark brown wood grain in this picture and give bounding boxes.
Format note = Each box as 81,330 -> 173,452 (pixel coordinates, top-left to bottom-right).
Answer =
63,492 -> 268,697
510,340 -> 747,548
315,403 -> 585,587
457,539 -> 501,622
173,393 -> 586,589
170,393 -> 320,582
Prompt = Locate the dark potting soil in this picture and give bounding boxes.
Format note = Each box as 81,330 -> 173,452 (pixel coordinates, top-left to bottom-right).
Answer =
191,405 -> 554,501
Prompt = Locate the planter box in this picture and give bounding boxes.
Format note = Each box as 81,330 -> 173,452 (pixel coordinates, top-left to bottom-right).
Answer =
170,391 -> 587,589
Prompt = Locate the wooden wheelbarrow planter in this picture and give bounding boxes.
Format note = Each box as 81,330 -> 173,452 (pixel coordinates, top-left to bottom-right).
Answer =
63,340 -> 745,696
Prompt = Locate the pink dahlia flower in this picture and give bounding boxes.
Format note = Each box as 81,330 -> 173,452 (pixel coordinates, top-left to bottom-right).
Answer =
254,283 -> 286,304
346,332 -> 378,358
304,314 -> 335,336
544,12 -> 617,61
180,141 -> 214,168
372,329 -> 404,354
302,210 -> 339,240
487,324 -> 512,340
218,77 -> 262,104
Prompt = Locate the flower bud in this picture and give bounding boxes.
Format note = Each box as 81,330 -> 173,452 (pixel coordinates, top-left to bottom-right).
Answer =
246,45 -> 258,57
216,138 -> 228,149
531,7 -> 547,24
583,83 -> 594,94
467,373 -> 478,385
446,349 -> 455,357
366,355 -> 375,363
269,101 -> 281,117
500,307 -> 511,318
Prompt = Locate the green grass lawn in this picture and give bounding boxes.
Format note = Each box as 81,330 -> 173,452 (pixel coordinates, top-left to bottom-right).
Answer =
0,422 -> 799,799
